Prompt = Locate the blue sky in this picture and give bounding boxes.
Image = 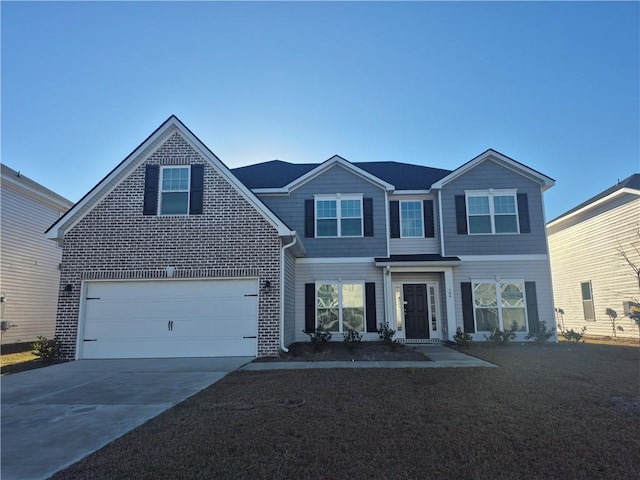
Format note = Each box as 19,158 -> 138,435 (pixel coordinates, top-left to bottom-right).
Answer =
2,1 -> 638,221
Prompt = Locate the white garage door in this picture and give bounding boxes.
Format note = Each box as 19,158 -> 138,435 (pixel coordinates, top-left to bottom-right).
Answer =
79,279 -> 258,359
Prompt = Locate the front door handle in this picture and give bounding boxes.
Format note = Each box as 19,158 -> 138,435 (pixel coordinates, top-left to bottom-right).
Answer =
168,321 -> 174,331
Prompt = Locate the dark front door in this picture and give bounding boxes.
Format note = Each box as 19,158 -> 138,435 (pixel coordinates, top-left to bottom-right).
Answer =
404,284 -> 429,339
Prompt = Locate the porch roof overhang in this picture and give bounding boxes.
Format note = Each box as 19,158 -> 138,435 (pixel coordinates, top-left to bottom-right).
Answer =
374,254 -> 462,268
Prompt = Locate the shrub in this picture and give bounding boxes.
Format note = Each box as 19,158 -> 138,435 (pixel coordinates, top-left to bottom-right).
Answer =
525,321 -> 555,345
304,327 -> 332,351
343,329 -> 363,352
31,336 -> 61,359
485,322 -> 518,345
562,326 -> 587,343
377,323 -> 400,351
453,327 -> 473,348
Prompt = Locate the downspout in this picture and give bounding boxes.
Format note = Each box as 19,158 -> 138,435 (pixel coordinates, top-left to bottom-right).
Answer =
280,235 -> 297,353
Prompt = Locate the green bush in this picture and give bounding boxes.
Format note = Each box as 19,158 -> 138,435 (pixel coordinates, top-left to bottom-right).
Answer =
453,327 -> 473,348
31,336 -> 61,359
485,322 -> 518,345
343,329 -> 363,352
562,326 -> 587,343
525,321 -> 555,345
377,323 -> 400,351
305,327 -> 332,351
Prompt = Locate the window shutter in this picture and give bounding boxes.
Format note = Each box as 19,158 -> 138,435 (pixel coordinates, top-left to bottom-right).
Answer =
461,282 -> 475,333
423,200 -> 435,238
304,200 -> 314,238
455,195 -> 467,234
390,201 -> 400,238
365,282 -> 377,333
517,193 -> 530,234
189,164 -> 204,215
525,282 -> 539,333
143,165 -> 159,215
304,283 -> 316,333
363,198 -> 374,237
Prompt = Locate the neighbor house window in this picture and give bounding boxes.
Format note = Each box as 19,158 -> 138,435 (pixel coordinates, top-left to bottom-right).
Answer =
400,201 -> 423,237
466,190 -> 519,234
160,166 -> 190,215
315,196 -> 363,237
316,282 -> 365,332
473,281 -> 527,332
581,281 -> 595,321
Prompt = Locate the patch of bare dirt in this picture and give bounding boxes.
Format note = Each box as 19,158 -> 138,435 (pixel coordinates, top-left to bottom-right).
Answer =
255,341 -> 431,362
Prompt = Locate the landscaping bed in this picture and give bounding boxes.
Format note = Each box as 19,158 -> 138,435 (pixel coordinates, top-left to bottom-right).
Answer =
255,341 -> 431,362
51,343 -> 640,480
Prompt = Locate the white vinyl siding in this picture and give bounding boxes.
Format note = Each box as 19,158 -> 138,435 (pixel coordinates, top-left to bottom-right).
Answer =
548,195 -> 640,338
1,179 -> 71,345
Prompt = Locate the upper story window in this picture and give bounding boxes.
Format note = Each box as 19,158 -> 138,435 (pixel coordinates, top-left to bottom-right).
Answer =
315,195 -> 363,237
466,190 -> 519,234
143,164 -> 204,216
160,166 -> 190,215
400,201 -> 423,238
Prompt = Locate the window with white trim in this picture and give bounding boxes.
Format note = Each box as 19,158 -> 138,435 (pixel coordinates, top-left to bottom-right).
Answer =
473,281 -> 527,332
400,200 -> 423,238
466,190 -> 519,234
160,166 -> 190,215
315,196 -> 363,237
316,282 -> 365,332
580,281 -> 595,321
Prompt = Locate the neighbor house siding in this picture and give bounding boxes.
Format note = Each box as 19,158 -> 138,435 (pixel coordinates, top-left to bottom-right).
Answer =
293,260 -> 384,343
388,193 -> 440,255
283,247 -> 297,347
257,164 -> 388,258
451,259 -> 555,338
441,159 -> 548,256
56,131 -> 282,359
548,195 -> 640,339
1,169 -> 72,345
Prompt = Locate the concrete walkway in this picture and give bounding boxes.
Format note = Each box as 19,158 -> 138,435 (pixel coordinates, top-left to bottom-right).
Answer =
241,344 -> 495,370
1,357 -> 253,480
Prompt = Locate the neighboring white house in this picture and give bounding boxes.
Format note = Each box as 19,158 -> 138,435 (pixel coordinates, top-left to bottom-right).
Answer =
547,174 -> 640,339
1,164 -> 74,347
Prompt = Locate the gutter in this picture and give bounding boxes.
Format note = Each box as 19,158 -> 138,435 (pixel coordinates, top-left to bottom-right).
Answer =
280,235 -> 298,353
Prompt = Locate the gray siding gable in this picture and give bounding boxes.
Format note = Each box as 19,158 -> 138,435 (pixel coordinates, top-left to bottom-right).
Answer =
441,159 -> 548,256
257,164 -> 388,258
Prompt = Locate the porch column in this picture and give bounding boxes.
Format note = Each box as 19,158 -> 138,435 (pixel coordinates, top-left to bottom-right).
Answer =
444,267 -> 456,341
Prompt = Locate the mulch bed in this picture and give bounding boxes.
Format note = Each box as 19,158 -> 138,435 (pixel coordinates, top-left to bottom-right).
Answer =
255,341 -> 431,362
51,343 -> 640,480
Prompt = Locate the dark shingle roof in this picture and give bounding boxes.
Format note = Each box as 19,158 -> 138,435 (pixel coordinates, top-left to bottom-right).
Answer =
231,160 -> 452,191
548,173 -> 640,223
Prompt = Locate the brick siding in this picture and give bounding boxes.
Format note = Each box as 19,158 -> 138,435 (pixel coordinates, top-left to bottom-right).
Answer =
56,130 -> 282,358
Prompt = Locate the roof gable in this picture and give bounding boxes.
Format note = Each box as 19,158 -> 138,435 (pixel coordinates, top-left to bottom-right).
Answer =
431,149 -> 555,191
46,116 -> 295,240
547,173 -> 640,226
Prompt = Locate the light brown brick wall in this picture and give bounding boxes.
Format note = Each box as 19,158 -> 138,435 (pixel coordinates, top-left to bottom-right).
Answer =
56,131 -> 282,358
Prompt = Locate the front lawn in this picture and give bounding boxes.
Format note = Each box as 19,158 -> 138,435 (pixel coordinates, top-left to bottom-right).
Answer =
52,343 -> 640,480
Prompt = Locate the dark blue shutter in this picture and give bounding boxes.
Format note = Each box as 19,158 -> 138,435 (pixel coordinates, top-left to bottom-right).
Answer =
455,195 -> 467,234
304,200 -> 314,238
363,198 -> 374,237
517,193 -> 530,234
143,165 -> 159,215
365,282 -> 377,332
304,283 -> 316,333
390,201 -> 400,238
461,282 -> 475,333
525,282 -> 539,333
189,165 -> 204,215
423,200 -> 435,238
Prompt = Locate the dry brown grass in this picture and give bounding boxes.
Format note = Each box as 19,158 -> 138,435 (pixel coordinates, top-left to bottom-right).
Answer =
52,343 -> 640,480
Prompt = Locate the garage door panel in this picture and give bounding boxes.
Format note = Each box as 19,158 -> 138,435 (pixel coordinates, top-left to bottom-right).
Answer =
80,279 -> 258,359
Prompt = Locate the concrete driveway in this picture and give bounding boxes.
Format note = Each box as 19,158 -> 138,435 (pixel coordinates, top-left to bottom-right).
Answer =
1,357 -> 252,480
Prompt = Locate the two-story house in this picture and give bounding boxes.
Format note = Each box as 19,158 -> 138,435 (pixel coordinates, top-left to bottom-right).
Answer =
46,116 -> 556,360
